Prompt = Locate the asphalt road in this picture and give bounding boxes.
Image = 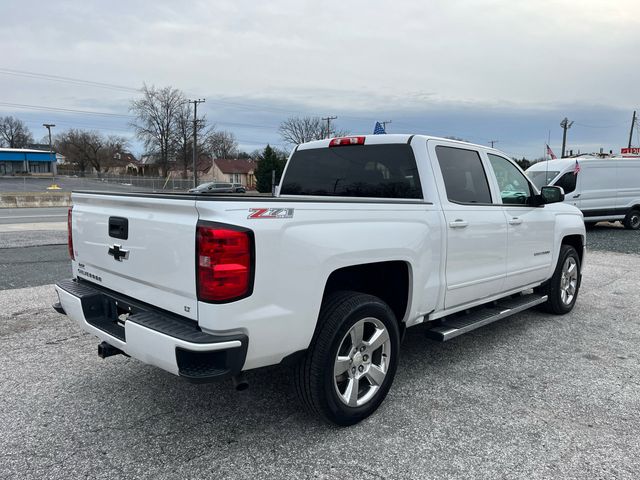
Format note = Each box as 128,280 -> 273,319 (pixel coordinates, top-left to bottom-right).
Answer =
586,222 -> 640,255
1,250 -> 639,479
0,207 -> 68,225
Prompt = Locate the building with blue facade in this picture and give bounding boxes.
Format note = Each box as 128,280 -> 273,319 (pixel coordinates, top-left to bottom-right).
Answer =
0,148 -> 57,175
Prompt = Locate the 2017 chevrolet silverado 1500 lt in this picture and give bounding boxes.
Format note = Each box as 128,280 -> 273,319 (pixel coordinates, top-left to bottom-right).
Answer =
54,134 -> 585,425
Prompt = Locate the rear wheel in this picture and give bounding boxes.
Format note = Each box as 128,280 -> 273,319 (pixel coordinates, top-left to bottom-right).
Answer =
623,209 -> 640,230
294,291 -> 400,426
538,245 -> 581,314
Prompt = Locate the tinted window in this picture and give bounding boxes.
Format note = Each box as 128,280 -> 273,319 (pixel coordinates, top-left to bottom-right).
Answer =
554,172 -> 577,194
435,146 -> 492,204
488,154 -> 532,205
280,144 -> 422,199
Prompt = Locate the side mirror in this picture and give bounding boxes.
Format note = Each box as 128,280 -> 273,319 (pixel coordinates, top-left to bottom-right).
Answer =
540,185 -> 565,204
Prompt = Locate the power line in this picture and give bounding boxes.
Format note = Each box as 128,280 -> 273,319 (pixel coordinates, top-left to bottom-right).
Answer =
0,68 -> 140,93
573,121 -> 626,129
0,101 -> 283,131
0,101 -> 132,118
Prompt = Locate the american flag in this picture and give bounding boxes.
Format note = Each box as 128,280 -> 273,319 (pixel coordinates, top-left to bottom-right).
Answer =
546,144 -> 557,159
373,122 -> 386,135
573,159 -> 581,175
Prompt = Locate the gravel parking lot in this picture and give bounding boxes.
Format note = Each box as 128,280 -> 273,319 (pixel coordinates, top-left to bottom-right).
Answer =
1,247 -> 639,479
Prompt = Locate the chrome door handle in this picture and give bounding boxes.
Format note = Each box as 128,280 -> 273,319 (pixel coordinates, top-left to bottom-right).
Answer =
449,219 -> 468,228
509,217 -> 523,225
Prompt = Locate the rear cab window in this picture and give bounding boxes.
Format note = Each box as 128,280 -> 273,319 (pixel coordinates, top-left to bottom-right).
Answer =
434,146 -> 492,204
280,144 -> 423,199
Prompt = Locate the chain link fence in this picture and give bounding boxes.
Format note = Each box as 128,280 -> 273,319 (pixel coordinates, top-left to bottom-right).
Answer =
0,173 -> 203,193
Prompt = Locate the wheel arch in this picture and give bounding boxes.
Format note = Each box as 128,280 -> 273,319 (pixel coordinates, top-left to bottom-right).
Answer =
561,234 -> 584,264
321,260 -> 412,327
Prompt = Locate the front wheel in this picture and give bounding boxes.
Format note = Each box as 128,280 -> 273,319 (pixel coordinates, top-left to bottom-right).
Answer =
623,209 -> 640,230
294,291 -> 400,426
538,245 -> 581,314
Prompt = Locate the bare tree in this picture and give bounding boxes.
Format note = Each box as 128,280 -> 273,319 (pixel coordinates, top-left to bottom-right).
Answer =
130,84 -> 186,177
102,135 -> 131,172
173,102 -> 206,178
278,116 -> 348,146
55,129 -> 91,175
55,129 -> 127,175
205,129 -> 238,159
0,116 -> 34,148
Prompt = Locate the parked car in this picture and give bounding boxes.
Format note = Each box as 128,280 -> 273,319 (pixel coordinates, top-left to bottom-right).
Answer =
188,182 -> 235,193
54,134 -> 585,425
526,156 -> 640,229
232,183 -> 246,193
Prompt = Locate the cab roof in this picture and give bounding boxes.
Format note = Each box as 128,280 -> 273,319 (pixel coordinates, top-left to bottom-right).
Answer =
296,134 -> 501,153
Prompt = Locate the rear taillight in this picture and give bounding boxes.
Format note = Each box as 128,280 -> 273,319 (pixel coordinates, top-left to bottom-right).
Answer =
67,206 -> 74,260
196,223 -> 254,303
329,136 -> 365,147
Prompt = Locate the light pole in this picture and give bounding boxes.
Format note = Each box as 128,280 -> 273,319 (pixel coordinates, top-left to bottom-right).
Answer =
43,123 -> 59,189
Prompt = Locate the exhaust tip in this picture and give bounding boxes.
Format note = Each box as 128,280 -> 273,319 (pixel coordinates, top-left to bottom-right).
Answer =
232,373 -> 249,391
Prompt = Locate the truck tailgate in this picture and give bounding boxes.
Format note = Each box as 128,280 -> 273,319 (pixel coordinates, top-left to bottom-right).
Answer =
71,193 -> 199,320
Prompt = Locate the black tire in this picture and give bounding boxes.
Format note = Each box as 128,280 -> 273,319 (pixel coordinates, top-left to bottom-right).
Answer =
294,291 -> 400,426
537,245 -> 581,314
584,221 -> 597,229
623,209 -> 640,230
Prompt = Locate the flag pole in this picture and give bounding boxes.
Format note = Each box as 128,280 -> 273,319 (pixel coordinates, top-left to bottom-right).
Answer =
545,130 -> 551,186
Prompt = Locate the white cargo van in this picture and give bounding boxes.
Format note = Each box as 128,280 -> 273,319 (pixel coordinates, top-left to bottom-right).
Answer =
526,157 -> 640,229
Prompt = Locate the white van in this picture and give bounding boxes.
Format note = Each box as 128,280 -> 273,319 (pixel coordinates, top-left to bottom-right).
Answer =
526,157 -> 640,229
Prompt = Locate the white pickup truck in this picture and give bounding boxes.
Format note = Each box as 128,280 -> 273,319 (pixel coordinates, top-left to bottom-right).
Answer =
54,134 -> 585,425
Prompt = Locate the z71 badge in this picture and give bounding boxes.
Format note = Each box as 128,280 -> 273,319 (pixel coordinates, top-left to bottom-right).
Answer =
248,208 -> 294,219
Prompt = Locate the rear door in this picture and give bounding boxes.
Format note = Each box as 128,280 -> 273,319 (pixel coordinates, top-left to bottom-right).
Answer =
71,193 -> 200,320
486,154 -> 555,289
429,141 -> 508,309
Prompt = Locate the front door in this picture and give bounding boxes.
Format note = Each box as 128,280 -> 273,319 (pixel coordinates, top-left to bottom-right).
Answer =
430,142 -> 508,309
486,154 -> 555,289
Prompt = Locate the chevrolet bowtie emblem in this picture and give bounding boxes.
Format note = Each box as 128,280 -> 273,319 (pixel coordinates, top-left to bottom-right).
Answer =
108,244 -> 129,261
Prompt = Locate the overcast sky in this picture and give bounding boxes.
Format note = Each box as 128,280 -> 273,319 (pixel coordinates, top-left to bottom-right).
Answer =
1,0 -> 639,158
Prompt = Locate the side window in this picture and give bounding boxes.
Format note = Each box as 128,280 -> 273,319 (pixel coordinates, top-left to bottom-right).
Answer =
435,146 -> 492,204
487,154 -> 532,205
554,172 -> 577,194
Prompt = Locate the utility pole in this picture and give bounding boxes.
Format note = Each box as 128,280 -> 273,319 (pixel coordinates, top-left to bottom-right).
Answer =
628,110 -> 637,149
322,116 -> 337,138
189,99 -> 205,188
560,117 -> 574,158
381,120 -> 392,132
489,140 -> 499,148
43,123 -> 58,188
